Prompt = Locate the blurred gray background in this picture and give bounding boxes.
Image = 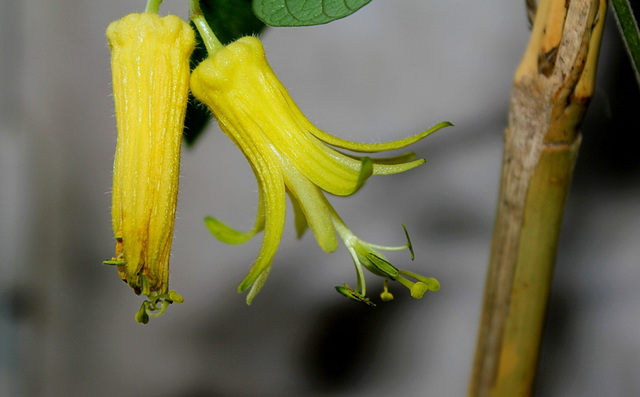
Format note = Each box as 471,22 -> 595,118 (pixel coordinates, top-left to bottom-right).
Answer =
1,0 -> 639,396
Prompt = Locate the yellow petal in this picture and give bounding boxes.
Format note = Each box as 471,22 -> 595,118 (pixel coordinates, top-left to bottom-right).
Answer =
281,156 -> 339,253
246,264 -> 272,305
204,214 -> 264,245
204,179 -> 266,245
372,158 -> 425,175
210,106 -> 288,296
306,121 -> 454,153
235,148 -> 286,294
287,192 -> 309,239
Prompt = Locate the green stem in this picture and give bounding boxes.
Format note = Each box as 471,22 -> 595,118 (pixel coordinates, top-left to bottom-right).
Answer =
190,0 -> 224,55
145,0 -> 162,13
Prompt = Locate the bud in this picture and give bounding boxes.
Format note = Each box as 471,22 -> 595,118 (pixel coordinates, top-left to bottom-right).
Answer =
104,13 -> 194,312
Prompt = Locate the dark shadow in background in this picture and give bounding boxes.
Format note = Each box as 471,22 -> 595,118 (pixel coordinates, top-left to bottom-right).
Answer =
301,298 -> 396,393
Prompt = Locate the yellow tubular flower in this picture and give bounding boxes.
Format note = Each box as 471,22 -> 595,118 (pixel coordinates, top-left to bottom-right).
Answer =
190,29 -> 451,305
104,12 -> 194,322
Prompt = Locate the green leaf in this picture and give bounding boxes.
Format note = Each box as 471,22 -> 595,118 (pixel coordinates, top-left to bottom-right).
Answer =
184,0 -> 266,146
252,0 -> 372,27
611,0 -> 640,87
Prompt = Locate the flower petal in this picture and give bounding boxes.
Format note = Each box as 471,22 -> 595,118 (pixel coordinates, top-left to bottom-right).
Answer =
236,157 -> 285,294
339,150 -> 426,175
306,121 -> 454,153
204,214 -> 264,245
216,118 -> 286,296
246,265 -> 272,305
281,157 -> 339,253
372,159 -> 425,175
287,192 -> 309,239
204,180 -> 266,245
287,144 -> 373,196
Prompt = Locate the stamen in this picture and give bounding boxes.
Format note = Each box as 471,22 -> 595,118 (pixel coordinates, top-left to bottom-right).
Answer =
135,302 -> 150,324
398,269 -> 440,291
134,290 -> 184,324
380,279 -> 394,302
396,276 -> 428,299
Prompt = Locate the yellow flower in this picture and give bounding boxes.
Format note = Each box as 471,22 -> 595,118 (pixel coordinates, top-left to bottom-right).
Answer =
190,30 -> 449,304
104,12 -> 194,322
